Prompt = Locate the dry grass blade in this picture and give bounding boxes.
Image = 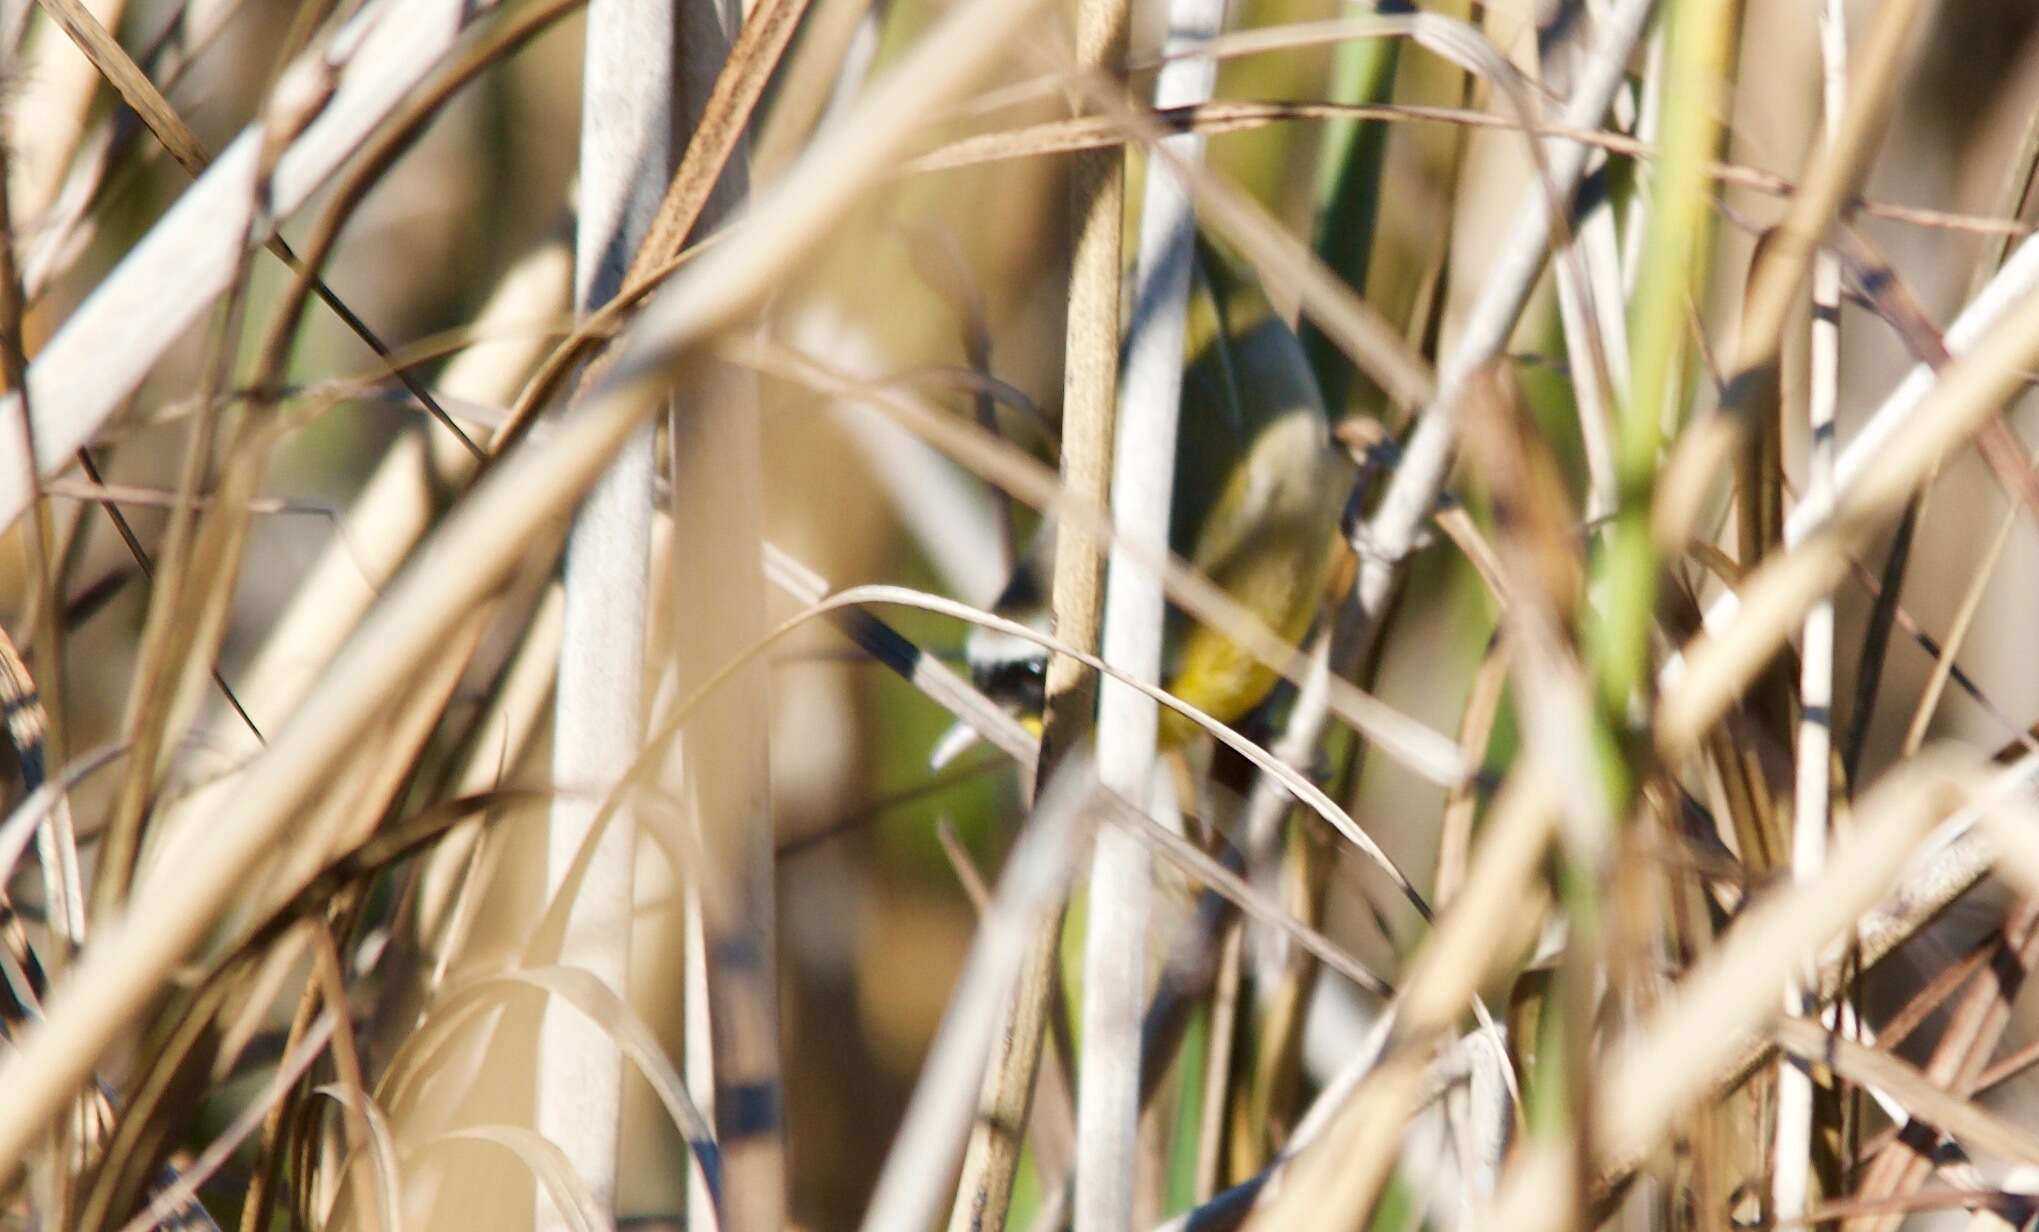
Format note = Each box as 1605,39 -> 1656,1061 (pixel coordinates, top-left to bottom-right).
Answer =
1354,0 -> 1653,626
1773,1017 -> 2039,1168
34,0 -> 202,170
1839,230 -> 2039,530
913,98 -> 2026,243
306,1082 -> 402,1232
1659,279 -> 2039,755
0,0 -> 484,530
763,550 -> 1037,767
628,0 -> 809,283
1590,751 -> 2022,1196
431,1126 -> 612,1232
1097,794 -> 1391,998
649,581 -> 1434,915
0,0 -> 1053,1179
1657,0 -> 1926,549
1226,769 -> 1557,1230
1681,228 -> 2039,673
1528,808 -> 2015,1212
112,1011 -> 339,1232
461,967 -> 721,1208
0,160 -> 82,946
310,922 -> 388,1232
33,0 -> 471,451
492,0 -> 810,445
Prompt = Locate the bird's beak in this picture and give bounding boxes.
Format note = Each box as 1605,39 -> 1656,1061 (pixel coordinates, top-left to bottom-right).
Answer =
928,719 -> 984,770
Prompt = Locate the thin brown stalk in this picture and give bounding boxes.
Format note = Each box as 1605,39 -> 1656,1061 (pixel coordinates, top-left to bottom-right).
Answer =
913,99 -> 2028,240
489,0 -> 808,460
93,212 -> 257,918
308,922 -> 383,1232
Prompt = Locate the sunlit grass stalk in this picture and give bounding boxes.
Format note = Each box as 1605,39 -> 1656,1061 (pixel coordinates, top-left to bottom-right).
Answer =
1533,0 -> 1730,1196
1045,0 -> 1133,1222
537,0 -> 674,1218
654,1 -> 792,1227
0,137 -> 78,952
949,0 -> 1132,1221
1086,0 -> 1223,1213
1775,1 -> 1847,1221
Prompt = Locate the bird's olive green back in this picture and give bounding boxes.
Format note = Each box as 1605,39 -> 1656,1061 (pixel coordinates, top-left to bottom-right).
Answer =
971,239 -> 1350,738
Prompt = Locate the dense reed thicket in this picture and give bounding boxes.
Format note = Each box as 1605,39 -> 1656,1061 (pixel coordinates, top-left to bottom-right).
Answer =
6,1 -> 2039,1229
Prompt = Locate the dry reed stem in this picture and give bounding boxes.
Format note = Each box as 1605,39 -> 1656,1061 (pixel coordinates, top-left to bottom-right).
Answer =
0,0 -> 480,530
498,0 -> 810,443
1676,238 -> 2039,690
666,357 -> 782,1230
660,0 -> 787,1218
0,0 -> 1054,1181
1040,0 -> 1128,789
1238,769 -> 1557,1229
538,0 -> 673,1220
1735,0 -> 1921,362
1569,753 -> 2030,1214
1079,0 -> 1221,1222
1659,280 -> 2039,755
1774,1017 -> 2039,1170
1776,3 -> 1850,1218
1849,900 -> 2039,1231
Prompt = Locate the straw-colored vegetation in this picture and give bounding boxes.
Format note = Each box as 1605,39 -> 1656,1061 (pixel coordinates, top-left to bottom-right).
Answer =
5,0 -> 2039,1228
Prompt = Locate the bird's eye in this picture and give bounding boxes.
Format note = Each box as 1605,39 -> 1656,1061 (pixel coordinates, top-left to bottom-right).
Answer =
1025,658 -> 1046,679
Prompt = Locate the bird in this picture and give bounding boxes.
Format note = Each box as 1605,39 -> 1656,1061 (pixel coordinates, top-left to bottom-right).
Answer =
934,237 -> 1352,765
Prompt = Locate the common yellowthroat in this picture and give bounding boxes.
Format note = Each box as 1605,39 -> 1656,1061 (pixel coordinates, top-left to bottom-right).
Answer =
937,239 -> 1350,763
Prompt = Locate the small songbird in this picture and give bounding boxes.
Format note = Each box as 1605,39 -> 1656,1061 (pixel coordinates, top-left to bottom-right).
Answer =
935,238 -> 1351,764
